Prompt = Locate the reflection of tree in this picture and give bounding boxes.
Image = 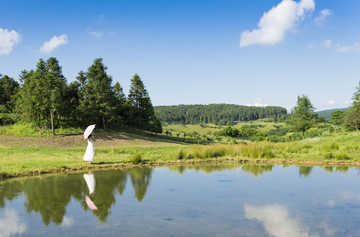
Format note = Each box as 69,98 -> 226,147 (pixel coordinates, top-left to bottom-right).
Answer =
117,169 -> 127,195
168,165 -> 186,175
168,163 -> 239,175
241,164 -> 274,177
89,169 -> 128,223
323,166 -> 334,173
323,166 -> 350,174
0,180 -> 22,208
298,166 -> 313,178
23,174 -> 87,226
129,167 -> 152,202
0,168 -> 150,226
335,166 -> 349,173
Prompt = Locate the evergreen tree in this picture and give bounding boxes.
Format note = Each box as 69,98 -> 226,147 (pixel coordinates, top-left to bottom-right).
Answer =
290,95 -> 317,139
0,74 -> 20,124
128,74 -> 162,132
344,82 -> 360,130
0,74 -> 19,113
18,59 -> 48,126
46,57 -> 67,135
114,81 -> 127,126
16,69 -> 35,123
85,58 -> 116,129
331,110 -> 344,133
16,58 -> 67,134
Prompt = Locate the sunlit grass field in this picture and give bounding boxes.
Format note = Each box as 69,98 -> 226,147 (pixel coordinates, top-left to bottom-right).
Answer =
162,120 -> 289,136
1,125 -> 360,179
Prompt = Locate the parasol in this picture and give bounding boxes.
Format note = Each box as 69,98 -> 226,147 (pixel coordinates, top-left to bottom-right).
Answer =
86,196 -> 98,210
84,124 -> 96,139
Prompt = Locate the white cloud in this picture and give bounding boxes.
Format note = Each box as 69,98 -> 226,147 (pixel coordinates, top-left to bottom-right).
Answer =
40,34 -> 68,53
0,209 -> 27,237
240,0 -> 315,47
336,42 -> 360,53
326,100 -> 336,106
307,42 -> 315,48
345,100 -> 353,106
247,98 -> 268,107
319,222 -> 335,236
61,216 -> 74,227
244,204 -> 310,237
314,9 -> 332,26
89,31 -> 104,39
0,28 -> 21,55
322,39 -> 332,48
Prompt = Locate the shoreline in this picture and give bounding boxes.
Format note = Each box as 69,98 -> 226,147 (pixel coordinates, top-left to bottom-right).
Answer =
2,157 -> 360,180
1,131 -> 360,180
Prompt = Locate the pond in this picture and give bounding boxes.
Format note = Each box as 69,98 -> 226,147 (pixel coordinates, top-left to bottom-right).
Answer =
0,164 -> 360,236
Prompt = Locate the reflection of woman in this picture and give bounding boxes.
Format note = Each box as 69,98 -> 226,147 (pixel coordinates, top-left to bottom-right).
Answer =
83,173 -> 95,194
84,172 -> 98,210
83,134 -> 95,164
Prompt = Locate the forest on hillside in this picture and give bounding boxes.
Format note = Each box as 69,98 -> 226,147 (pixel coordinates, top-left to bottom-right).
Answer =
154,104 -> 288,125
0,57 -> 162,134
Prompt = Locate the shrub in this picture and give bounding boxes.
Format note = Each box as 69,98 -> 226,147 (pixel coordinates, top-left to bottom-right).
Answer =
177,149 -> 184,160
330,142 -> 339,150
131,152 -> 143,164
335,153 -> 350,160
324,153 -> 334,159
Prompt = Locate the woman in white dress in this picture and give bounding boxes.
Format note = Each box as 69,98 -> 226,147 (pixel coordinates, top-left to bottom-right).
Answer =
83,134 -> 95,164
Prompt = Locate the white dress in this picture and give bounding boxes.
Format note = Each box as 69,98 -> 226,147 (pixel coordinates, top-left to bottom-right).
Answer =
83,173 -> 95,194
83,138 -> 95,162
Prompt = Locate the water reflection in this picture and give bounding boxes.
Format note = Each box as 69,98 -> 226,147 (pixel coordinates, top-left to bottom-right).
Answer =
84,173 -> 97,210
298,166 -> 313,178
241,164 -> 273,177
168,163 -> 274,177
0,163 -> 358,234
0,167 -> 153,226
168,163 -> 241,175
0,209 -> 26,237
244,204 -> 309,237
129,167 -> 152,202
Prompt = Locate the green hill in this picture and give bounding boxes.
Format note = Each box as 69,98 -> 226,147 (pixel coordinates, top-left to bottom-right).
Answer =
154,104 -> 288,125
316,108 -> 349,121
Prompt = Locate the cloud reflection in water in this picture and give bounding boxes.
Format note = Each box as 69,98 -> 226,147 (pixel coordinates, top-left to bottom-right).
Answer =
244,204 -> 313,237
0,209 -> 26,237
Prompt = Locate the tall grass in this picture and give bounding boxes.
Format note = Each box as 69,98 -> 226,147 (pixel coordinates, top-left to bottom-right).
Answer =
0,122 -> 83,136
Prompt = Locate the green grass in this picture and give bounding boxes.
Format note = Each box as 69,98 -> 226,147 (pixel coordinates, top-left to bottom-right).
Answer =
1,129 -> 360,179
0,122 -> 83,136
162,120 -> 289,136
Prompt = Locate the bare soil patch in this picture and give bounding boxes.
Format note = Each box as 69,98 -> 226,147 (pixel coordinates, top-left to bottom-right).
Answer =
0,132 -> 183,149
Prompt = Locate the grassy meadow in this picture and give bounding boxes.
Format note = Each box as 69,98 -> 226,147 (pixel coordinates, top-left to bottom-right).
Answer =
1,121 -> 360,179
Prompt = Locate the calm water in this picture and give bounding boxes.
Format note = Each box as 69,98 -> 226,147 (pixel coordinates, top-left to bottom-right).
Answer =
1,164 -> 360,237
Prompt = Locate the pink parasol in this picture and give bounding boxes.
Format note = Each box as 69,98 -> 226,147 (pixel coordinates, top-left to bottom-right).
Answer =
84,124 -> 96,139
86,196 -> 98,210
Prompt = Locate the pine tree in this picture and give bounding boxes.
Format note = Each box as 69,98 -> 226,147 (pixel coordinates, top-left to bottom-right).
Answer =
46,57 -> 67,135
128,74 -> 161,132
85,58 -> 116,129
114,81 -> 127,126
344,82 -> 360,130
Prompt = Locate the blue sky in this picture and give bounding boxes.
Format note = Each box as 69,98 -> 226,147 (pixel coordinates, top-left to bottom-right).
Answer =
1,0 -> 359,111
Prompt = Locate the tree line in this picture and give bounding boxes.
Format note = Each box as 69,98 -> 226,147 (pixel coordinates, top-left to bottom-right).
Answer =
0,57 -> 162,134
154,104 -> 288,125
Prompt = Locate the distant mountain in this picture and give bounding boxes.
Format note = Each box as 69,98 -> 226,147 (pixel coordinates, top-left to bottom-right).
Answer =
154,104 -> 288,125
316,108 -> 349,121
